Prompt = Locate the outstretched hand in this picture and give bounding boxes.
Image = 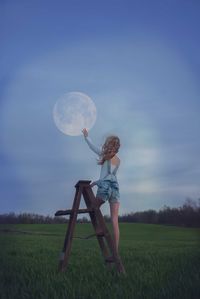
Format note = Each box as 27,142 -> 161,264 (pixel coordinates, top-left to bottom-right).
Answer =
82,128 -> 88,137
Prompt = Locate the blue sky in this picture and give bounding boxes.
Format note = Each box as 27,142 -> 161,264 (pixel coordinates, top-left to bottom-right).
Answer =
1,0 -> 200,217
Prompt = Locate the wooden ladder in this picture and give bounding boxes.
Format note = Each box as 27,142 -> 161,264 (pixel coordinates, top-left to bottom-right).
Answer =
55,180 -> 126,275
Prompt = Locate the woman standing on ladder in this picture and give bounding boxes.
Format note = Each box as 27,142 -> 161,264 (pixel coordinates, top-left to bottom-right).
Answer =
82,128 -> 121,254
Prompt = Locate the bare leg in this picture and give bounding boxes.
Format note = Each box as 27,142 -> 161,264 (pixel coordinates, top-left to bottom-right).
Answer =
110,202 -> 120,252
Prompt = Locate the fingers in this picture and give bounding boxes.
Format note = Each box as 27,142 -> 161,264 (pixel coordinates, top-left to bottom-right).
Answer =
82,128 -> 88,137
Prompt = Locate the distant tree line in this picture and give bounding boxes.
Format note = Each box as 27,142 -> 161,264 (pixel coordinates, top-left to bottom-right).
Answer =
0,212 -> 68,224
0,212 -> 92,224
0,198 -> 200,227
119,198 -> 200,227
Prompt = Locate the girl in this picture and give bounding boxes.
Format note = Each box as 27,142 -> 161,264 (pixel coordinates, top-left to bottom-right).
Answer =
82,128 -> 121,252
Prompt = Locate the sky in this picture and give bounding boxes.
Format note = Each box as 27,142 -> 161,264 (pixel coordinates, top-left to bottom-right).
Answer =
1,0 -> 200,218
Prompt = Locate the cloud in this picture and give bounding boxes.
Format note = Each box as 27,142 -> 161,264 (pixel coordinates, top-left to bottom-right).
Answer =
1,35 -> 200,214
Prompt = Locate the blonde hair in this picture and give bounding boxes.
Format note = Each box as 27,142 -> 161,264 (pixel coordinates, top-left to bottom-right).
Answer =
97,135 -> 120,165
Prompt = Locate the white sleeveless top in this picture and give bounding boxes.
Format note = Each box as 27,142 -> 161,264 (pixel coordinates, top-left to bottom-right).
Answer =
110,163 -> 116,173
84,136 -> 120,182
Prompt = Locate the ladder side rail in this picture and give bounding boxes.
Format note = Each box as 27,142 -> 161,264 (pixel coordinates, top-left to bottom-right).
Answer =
60,186 -> 82,271
83,187 -> 109,255
83,186 -> 114,270
84,186 -> 126,274
88,209 -> 113,271
94,208 -> 126,273
83,187 -> 117,269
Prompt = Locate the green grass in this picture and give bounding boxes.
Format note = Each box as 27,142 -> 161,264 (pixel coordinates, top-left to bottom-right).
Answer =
0,223 -> 200,299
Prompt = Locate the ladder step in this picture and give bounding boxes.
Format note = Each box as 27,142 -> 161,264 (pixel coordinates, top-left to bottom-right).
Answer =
83,231 -> 104,239
96,231 -> 104,236
55,208 -> 93,216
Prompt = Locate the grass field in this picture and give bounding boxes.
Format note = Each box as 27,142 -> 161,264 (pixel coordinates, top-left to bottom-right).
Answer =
0,222 -> 200,299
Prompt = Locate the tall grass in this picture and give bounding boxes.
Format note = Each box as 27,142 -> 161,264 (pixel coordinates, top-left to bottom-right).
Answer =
0,223 -> 200,299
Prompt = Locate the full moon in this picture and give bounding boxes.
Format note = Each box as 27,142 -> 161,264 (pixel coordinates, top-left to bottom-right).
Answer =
53,91 -> 97,136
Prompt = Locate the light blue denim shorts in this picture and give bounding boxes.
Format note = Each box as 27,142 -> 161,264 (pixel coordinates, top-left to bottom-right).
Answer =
96,179 -> 120,203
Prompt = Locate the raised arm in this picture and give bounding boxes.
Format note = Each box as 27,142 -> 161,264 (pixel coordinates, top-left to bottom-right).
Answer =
82,128 -> 101,155
84,136 -> 102,155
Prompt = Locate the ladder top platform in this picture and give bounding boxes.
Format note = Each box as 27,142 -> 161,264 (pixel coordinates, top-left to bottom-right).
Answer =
75,180 -> 91,187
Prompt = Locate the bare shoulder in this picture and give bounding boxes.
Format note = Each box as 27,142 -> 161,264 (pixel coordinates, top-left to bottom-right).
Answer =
116,155 -> 121,164
111,154 -> 120,166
